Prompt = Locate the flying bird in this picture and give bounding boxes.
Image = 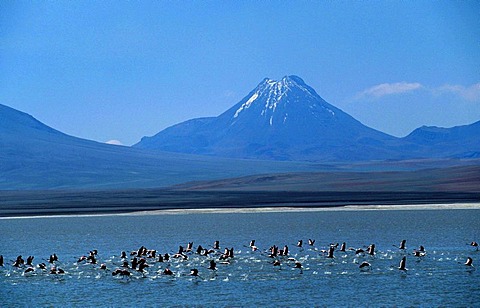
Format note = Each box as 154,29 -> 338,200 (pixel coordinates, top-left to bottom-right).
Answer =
465,257 -> 473,267
398,256 -> 407,271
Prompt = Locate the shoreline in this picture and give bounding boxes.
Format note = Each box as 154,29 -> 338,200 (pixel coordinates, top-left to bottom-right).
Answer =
1,202 -> 479,220
1,190 -> 479,219
124,202 -> 480,216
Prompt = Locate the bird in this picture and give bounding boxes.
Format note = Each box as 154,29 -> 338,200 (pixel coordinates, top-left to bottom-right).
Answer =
208,260 -> 217,270
162,268 -> 174,276
131,257 -> 139,270
359,261 -> 371,270
137,260 -> 149,273
190,268 -> 199,276
137,246 -> 146,257
77,256 -> 87,263
213,240 -> 220,250
201,248 -> 215,256
13,255 -> 24,267
308,239 -> 315,246
148,250 -> 156,259
469,241 -> 479,251
221,248 -> 234,259
297,240 -> 303,248
172,253 -> 188,260
249,240 -> 258,251
351,248 -> 364,255
87,254 -> 97,265
339,242 -> 346,252
112,268 -> 131,278
465,257 -> 473,267
330,243 -> 339,249
398,256 -> 407,271
50,266 -> 64,274
49,254 -> 58,264
367,244 -> 375,256
413,249 -> 426,258
112,269 -> 122,276
273,259 -> 281,269
26,256 -> 34,266
37,263 -> 47,270
327,246 -> 335,259
395,240 -> 407,250
294,261 -> 303,274
172,246 -> 188,260
268,245 -> 278,258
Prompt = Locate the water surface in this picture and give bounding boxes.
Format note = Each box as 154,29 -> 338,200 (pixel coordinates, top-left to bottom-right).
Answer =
1,208 -> 479,306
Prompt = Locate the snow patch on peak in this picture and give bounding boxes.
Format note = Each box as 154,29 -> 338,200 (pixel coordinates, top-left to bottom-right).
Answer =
234,92 -> 259,118
232,75 -> 324,121
323,106 -> 335,116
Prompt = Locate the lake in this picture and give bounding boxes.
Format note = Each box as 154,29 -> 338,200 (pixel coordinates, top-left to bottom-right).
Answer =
1,207 -> 479,306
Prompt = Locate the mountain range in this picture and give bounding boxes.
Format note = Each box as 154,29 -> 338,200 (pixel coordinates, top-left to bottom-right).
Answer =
135,76 -> 480,161
0,104 -> 323,190
1,75 -> 479,190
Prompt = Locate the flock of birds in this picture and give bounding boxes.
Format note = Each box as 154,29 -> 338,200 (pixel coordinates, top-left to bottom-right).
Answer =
1,239 -> 477,281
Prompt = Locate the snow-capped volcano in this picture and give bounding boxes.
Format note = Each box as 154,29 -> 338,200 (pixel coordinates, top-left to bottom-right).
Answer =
135,76 -> 403,161
222,76 -> 355,136
137,75 -> 480,161
231,75 -> 335,126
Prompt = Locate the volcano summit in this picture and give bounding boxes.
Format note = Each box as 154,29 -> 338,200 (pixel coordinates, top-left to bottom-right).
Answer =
135,76 -> 406,161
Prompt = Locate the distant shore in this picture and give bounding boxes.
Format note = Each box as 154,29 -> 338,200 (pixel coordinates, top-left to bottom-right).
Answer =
0,189 -> 479,218
121,202 -> 480,216
2,203 -> 480,220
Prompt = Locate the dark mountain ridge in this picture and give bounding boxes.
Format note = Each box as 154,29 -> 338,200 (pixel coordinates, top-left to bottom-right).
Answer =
0,103 -> 323,190
404,120 -> 480,158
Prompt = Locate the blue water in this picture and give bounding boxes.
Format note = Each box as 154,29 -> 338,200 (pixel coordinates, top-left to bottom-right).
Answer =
1,209 -> 479,307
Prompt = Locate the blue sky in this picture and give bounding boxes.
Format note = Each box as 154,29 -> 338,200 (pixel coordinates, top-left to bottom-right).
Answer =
1,1 -> 479,145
